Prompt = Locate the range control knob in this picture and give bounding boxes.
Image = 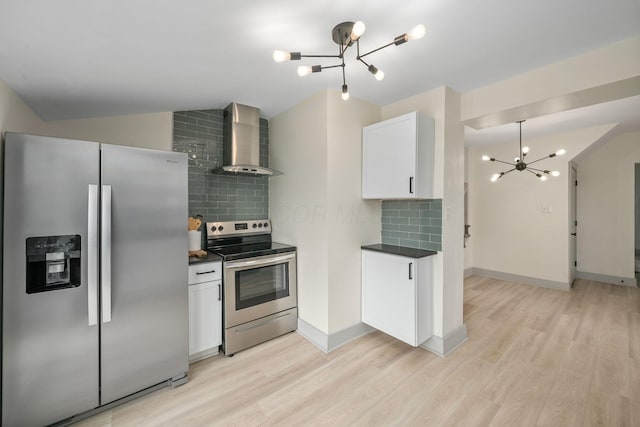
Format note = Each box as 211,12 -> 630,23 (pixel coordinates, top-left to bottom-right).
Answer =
263,222 -> 269,228
258,223 -> 263,228
218,225 -> 224,232
252,223 -> 257,228
210,225 -> 217,232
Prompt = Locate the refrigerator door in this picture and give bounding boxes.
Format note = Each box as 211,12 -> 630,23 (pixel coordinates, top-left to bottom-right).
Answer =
2,133 -> 100,427
99,144 -> 188,405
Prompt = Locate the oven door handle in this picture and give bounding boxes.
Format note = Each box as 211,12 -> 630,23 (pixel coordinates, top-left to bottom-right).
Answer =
224,252 -> 295,269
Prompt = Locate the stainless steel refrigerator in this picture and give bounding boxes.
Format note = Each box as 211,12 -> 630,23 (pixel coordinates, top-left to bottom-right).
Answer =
2,133 -> 189,427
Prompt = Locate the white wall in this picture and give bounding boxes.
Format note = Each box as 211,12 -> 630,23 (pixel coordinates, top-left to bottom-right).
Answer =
464,148 -> 473,271
382,86 -> 465,338
269,91 -> 330,333
469,124 -> 616,284
636,163 -> 640,251
326,91 -> 381,334
270,90 -> 381,336
441,88 -> 465,336
0,78 -> 172,151
44,112 -> 173,150
576,130 -> 640,280
0,79 -> 46,136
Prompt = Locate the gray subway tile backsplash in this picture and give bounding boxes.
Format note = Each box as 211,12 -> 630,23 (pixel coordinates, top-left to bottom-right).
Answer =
173,109 -> 269,223
381,199 -> 442,251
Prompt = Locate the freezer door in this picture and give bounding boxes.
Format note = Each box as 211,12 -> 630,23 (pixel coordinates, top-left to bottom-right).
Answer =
2,133 -> 100,427
100,144 -> 188,405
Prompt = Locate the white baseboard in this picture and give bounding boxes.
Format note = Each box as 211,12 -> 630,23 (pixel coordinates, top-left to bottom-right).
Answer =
188,347 -> 219,363
471,267 -> 571,291
296,318 -> 375,353
464,267 -> 474,278
420,324 -> 468,357
575,270 -> 637,287
296,318 -> 329,352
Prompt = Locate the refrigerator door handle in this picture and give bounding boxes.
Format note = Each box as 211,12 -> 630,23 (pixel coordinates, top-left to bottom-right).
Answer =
101,185 -> 112,323
87,185 -> 99,326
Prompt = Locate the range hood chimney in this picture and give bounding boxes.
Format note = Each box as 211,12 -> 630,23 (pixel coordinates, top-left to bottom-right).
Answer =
212,103 -> 282,176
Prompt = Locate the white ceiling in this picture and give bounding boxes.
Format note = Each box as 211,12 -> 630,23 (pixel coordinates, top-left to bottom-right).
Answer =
0,0 -> 638,122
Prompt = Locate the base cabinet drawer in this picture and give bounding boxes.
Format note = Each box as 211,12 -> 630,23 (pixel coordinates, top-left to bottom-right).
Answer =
188,261 -> 222,284
361,250 -> 433,346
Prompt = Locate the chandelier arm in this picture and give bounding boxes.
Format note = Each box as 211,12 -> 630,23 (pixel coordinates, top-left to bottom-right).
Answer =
526,169 -> 541,178
357,41 -> 395,60
320,64 -> 344,71
519,121 -> 523,160
491,158 -> 516,166
527,155 -> 555,165
501,168 -> 517,176
300,54 -> 342,59
358,57 -> 371,68
341,42 -> 352,56
528,167 -> 549,174
341,55 -> 346,86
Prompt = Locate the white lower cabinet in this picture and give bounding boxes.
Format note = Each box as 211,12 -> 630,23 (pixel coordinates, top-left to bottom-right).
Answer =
361,250 -> 433,346
188,261 -> 222,362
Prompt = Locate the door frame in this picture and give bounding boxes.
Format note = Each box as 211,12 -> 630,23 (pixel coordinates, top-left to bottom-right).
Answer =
569,163 -> 578,287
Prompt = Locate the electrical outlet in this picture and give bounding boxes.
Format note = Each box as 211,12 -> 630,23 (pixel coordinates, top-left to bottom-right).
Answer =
541,205 -> 552,214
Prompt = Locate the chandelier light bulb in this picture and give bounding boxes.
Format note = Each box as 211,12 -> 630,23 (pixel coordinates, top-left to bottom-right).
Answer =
522,146 -> 530,154
482,155 -> 490,161
297,66 -> 312,77
540,175 -> 548,181
551,170 -> 560,177
341,84 -> 350,101
515,157 -> 520,163
556,149 -> 566,156
367,64 -> 384,81
491,173 -> 500,182
351,21 -> 366,40
406,24 -> 426,41
273,50 -> 291,62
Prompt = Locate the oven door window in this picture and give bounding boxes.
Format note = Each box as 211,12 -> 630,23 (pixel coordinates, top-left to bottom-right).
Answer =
235,262 -> 289,310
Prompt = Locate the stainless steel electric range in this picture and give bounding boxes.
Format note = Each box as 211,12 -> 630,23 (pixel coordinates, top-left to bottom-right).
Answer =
206,219 -> 297,356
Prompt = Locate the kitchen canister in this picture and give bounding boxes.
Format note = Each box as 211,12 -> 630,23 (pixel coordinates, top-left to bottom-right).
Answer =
188,230 -> 201,251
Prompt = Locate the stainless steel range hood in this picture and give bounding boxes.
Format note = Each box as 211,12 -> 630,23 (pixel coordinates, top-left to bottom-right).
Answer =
212,103 -> 282,176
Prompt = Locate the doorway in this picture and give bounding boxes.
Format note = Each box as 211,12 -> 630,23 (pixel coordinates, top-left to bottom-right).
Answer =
570,165 -> 577,286
635,163 -> 639,284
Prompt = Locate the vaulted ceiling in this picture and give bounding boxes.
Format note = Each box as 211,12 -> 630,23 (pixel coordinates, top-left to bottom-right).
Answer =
0,0 -> 638,129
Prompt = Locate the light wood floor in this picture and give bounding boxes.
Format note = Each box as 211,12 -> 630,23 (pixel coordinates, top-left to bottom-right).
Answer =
77,277 -> 640,426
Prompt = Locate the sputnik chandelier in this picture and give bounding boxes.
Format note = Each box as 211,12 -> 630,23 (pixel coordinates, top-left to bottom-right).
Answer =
273,21 -> 425,100
482,120 -> 566,182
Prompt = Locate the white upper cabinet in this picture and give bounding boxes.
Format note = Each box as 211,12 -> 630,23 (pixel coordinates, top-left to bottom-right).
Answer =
362,111 -> 434,199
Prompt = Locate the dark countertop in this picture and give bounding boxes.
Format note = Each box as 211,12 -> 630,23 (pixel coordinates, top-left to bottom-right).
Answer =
188,251 -> 223,265
361,244 -> 438,259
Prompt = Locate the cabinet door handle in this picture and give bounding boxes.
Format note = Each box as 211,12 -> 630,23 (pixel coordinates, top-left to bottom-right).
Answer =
218,284 -> 222,301
409,177 -> 414,194
409,262 -> 413,280
196,270 -> 216,275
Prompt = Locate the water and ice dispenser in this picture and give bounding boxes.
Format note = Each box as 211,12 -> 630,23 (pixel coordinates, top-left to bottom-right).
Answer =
26,235 -> 81,293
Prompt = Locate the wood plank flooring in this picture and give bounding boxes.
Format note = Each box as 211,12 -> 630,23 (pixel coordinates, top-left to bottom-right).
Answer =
76,277 -> 640,426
